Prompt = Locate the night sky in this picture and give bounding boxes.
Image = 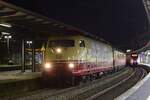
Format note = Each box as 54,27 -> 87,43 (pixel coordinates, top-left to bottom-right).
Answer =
3,0 -> 149,50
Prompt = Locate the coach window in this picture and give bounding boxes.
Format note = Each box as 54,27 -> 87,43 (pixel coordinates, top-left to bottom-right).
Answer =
79,40 -> 85,47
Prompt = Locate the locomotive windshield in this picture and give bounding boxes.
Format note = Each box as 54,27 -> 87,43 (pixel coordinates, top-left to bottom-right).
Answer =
48,40 -> 75,47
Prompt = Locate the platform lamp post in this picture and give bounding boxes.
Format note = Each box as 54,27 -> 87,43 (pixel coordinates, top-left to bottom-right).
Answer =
26,40 -> 33,70
26,40 -> 35,72
26,41 -> 33,64
4,35 -> 12,62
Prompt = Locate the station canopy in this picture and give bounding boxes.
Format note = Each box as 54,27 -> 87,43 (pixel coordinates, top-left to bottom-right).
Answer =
0,0 -> 95,39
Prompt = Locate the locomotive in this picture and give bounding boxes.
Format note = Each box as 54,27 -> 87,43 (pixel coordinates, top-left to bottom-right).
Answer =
42,34 -> 126,85
130,52 -> 138,65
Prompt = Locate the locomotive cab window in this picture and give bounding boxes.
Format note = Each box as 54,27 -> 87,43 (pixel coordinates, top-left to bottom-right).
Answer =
79,40 -> 85,47
48,40 -> 75,47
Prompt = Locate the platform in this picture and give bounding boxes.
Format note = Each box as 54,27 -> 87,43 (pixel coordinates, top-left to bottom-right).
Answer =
0,69 -> 42,98
0,70 -> 41,83
115,64 -> 150,100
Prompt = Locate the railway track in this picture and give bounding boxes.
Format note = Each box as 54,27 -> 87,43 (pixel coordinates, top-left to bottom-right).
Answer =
12,67 -> 131,100
86,67 -> 148,100
2,66 -> 147,100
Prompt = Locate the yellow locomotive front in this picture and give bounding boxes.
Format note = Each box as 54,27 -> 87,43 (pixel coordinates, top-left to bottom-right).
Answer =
42,35 -> 87,80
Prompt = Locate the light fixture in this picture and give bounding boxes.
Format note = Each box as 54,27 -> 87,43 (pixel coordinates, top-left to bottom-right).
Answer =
0,23 -> 12,28
8,36 -> 12,38
1,32 -> 10,35
4,35 -> 12,39
26,41 -> 32,44
126,49 -> 131,53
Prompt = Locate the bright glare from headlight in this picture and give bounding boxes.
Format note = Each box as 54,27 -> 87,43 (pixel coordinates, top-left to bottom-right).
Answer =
56,48 -> 62,53
44,63 -> 52,69
68,63 -> 74,69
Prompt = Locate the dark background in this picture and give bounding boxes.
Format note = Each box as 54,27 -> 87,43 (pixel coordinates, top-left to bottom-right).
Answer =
3,0 -> 149,50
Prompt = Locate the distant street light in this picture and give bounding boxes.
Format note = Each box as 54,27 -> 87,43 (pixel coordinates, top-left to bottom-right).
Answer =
4,35 -> 12,57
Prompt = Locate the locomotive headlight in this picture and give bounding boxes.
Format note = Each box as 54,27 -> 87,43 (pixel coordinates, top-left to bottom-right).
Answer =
44,63 -> 52,69
68,63 -> 75,69
56,48 -> 62,53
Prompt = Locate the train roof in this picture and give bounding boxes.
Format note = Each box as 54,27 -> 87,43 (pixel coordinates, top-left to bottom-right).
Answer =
47,33 -> 112,46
